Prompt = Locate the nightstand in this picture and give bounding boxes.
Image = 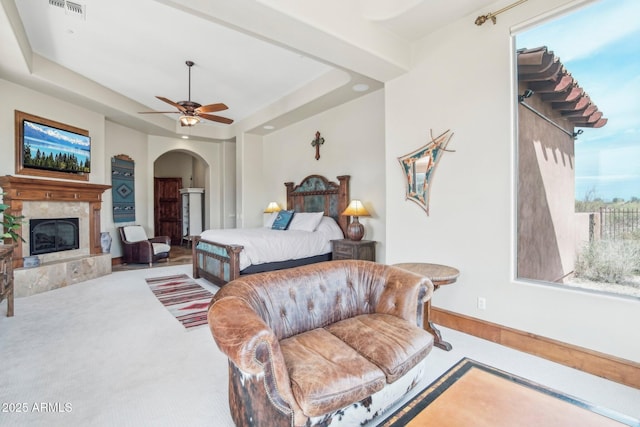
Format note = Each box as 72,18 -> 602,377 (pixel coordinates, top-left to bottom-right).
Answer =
331,239 -> 376,262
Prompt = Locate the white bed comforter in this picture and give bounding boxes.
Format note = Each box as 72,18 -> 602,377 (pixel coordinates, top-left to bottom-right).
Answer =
199,226 -> 344,270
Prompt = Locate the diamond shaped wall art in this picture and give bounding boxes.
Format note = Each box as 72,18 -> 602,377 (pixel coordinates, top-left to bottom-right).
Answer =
111,154 -> 135,223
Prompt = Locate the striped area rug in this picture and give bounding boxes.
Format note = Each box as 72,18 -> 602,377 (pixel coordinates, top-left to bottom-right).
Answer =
145,274 -> 214,329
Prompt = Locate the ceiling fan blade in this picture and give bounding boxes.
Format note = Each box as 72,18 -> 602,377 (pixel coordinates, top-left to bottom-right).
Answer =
199,113 -> 234,125
196,103 -> 228,114
156,96 -> 187,112
138,111 -> 179,114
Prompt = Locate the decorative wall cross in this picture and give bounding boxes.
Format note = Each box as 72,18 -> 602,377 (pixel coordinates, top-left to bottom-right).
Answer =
311,131 -> 325,160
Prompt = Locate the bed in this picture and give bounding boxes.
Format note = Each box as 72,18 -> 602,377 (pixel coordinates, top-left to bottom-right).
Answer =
192,175 -> 350,286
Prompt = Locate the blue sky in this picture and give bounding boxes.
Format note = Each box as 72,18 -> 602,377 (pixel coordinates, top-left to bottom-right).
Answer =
516,0 -> 640,201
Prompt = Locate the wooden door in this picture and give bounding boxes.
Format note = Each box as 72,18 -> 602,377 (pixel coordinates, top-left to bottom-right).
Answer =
154,177 -> 182,245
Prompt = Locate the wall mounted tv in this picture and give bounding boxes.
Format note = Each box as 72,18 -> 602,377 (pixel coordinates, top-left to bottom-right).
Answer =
15,110 -> 91,181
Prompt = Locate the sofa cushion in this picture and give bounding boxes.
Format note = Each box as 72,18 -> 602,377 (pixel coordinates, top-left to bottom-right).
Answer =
280,328 -> 386,417
326,313 -> 433,383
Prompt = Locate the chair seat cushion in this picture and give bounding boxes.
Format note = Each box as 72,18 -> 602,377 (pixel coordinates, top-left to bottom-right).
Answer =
279,328 -> 386,417
325,313 -> 433,383
123,225 -> 148,243
152,242 -> 171,255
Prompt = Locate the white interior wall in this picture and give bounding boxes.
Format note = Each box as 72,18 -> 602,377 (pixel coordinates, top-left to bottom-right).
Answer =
192,156 -> 207,188
191,154 -> 212,228
236,133 -> 265,228
154,152 -> 193,186
223,141 -> 236,228
260,90 -> 386,261
104,121 -> 149,258
385,0 -> 639,361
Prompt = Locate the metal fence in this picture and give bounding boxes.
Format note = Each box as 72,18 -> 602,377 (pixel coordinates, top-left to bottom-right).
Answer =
599,208 -> 640,240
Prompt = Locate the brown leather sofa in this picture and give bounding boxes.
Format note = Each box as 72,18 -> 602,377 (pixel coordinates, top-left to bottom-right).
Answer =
208,260 -> 435,427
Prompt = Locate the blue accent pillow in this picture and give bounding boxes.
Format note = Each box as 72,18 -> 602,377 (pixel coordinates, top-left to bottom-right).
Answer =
271,210 -> 295,230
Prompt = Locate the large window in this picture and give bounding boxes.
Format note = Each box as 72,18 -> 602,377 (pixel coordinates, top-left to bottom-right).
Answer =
515,0 -> 640,298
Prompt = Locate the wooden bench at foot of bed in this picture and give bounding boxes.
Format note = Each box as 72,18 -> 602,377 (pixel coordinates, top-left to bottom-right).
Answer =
192,236 -> 243,287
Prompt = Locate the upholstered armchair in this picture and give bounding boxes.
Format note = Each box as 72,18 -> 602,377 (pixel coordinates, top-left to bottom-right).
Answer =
118,225 -> 171,267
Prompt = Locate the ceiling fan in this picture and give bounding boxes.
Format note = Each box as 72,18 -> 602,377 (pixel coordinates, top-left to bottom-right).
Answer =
139,60 -> 233,126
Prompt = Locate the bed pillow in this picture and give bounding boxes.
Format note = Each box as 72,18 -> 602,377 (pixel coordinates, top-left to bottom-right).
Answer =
288,212 -> 324,232
263,212 -> 278,228
271,210 -> 295,230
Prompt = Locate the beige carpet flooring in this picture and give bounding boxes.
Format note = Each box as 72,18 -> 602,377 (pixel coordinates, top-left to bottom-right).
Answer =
1,264 -> 639,427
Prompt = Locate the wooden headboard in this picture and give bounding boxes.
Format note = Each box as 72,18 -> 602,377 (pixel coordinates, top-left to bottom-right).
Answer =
285,175 -> 350,236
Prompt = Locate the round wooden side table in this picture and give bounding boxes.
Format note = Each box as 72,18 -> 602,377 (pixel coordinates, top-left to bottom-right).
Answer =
393,262 -> 460,351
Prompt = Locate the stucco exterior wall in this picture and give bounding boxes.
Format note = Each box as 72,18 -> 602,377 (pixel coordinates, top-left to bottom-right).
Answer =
517,81 -> 577,283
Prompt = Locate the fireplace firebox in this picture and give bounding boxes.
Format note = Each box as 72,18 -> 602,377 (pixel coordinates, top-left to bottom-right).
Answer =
29,218 -> 80,256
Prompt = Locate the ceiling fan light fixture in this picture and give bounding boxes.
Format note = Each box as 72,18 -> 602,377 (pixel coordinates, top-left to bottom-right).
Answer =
140,60 -> 233,126
179,115 -> 200,127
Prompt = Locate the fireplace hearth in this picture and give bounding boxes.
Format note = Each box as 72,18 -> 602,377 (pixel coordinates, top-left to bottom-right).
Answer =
0,176 -> 112,297
30,218 -> 80,256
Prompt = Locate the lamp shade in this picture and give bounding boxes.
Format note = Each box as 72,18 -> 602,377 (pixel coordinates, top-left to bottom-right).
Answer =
341,200 -> 370,217
179,115 -> 200,127
341,200 -> 370,241
264,202 -> 282,213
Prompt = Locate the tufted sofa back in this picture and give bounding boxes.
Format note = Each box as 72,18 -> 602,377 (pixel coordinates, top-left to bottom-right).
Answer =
211,260 -> 429,340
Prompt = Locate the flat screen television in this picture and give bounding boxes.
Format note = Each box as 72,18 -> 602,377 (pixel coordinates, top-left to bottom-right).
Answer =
15,110 -> 91,181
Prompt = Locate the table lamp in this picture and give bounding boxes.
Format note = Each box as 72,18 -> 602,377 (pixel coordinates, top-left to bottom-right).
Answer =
264,202 -> 282,213
341,199 -> 370,241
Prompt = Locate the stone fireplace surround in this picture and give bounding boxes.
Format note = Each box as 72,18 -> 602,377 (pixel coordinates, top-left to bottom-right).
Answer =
0,175 -> 112,297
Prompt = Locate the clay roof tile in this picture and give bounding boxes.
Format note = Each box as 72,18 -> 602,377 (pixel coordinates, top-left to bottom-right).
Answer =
518,46 -> 606,129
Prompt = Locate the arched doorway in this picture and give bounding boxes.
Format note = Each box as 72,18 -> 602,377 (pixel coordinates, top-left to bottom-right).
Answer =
153,150 -> 208,245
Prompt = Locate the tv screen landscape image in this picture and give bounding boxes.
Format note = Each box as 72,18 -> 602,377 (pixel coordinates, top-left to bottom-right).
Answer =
22,119 -> 91,175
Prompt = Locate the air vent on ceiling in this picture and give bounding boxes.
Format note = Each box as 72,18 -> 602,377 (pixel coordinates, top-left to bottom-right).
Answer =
48,0 -> 86,19
65,1 -> 85,18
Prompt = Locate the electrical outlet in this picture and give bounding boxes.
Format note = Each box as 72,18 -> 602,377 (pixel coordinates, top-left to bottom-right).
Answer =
477,297 -> 487,310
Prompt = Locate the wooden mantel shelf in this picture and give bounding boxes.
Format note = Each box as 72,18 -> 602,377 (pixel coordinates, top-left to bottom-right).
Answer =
0,175 -> 111,268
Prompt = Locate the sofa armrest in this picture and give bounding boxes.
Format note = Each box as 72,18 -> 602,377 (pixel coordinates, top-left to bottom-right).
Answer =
209,296 -> 304,422
209,296 -> 279,373
375,267 -> 434,326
